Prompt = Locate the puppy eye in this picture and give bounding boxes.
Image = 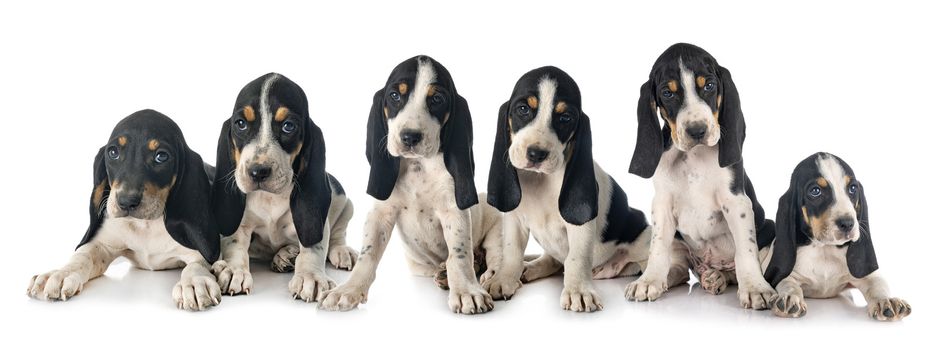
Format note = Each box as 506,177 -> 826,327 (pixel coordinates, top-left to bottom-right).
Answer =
235,119 -> 248,131
661,90 -> 675,99
809,186 -> 822,198
282,121 -> 297,134
516,105 -> 530,117
154,151 -> 169,164
429,93 -> 446,106
107,146 -> 120,160
559,113 -> 573,123
389,91 -> 401,102
704,82 -> 716,92
848,184 -> 858,195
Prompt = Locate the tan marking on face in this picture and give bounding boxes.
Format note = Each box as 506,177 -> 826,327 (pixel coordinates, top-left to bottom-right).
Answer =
243,106 -> 256,122
845,175 -> 852,185
274,107 -> 289,122
667,80 -> 678,92
231,138 -> 240,164
143,176 -> 174,205
118,136 -> 127,146
717,94 -> 723,108
804,206 -> 831,240
563,133 -> 576,162
398,83 -> 408,95
696,76 -> 706,88
426,85 -> 437,97
147,139 -> 160,151
290,141 -> 303,164
92,181 -> 106,210
527,96 -> 538,109
507,117 -> 514,141
554,101 -> 567,114
817,177 -> 828,188
383,106 -> 389,119
443,112 -> 450,125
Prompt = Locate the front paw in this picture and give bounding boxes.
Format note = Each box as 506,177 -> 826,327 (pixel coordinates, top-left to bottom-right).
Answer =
319,283 -> 368,311
28,270 -> 84,301
868,298 -> 911,321
624,276 -> 668,302
448,285 -> 494,314
772,293 -> 807,318
737,279 -> 777,310
699,269 -> 728,295
289,271 -> 335,303
172,274 -> 222,311
481,270 -> 522,300
212,260 -> 253,295
328,245 -> 358,271
561,282 -> 604,312
271,245 -> 299,273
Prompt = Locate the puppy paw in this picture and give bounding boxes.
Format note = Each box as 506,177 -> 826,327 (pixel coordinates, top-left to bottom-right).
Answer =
737,279 -> 777,310
448,285 -> 494,314
699,269 -> 728,295
172,274 -> 222,311
868,298 -> 911,321
561,282 -> 604,312
319,283 -> 368,311
212,260 -> 253,295
624,277 -> 668,302
27,270 -> 84,301
521,260 -> 558,283
772,293 -> 807,318
288,271 -> 335,303
481,270 -> 522,300
271,245 -> 299,273
328,245 -> 358,271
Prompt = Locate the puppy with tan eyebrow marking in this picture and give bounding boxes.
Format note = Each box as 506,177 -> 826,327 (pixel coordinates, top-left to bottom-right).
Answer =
28,110 -> 222,311
487,66 -> 653,312
763,152 -> 911,321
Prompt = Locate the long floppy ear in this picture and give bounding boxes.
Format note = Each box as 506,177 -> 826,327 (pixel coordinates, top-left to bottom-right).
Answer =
366,89 -> 400,200
716,66 -> 744,168
164,148 -> 220,263
441,95 -> 478,210
211,120 -> 246,236
559,114 -> 598,225
629,80 -> 663,178
846,182 -> 878,278
764,188 -> 800,287
486,101 -> 521,212
77,147 -> 109,248
291,119 -> 332,247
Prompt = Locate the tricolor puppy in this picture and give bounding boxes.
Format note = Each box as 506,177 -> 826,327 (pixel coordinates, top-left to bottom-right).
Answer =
487,66 -> 652,312
763,152 -> 911,321
320,56 -> 506,314
625,43 -> 777,309
211,73 -> 357,302
27,110 -> 221,311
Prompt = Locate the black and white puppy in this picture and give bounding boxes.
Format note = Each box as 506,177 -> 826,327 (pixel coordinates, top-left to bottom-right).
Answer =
211,73 -> 357,302
28,110 -> 221,311
321,56 -> 505,314
625,43 -> 777,309
487,66 -> 652,312
763,152 -> 911,320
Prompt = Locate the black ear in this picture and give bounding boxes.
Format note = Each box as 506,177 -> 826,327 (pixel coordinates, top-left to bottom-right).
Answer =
366,89 -> 400,201
77,147 -> 109,248
291,119 -> 332,247
764,188 -> 800,287
846,182 -> 878,278
442,95 -> 478,210
486,101 -> 521,212
559,114 -> 598,225
716,65 -> 744,168
164,148 -> 220,263
211,120 -> 246,236
629,80 -> 663,179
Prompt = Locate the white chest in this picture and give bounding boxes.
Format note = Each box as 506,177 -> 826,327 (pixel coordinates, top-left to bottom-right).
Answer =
95,217 -> 199,270
791,243 -> 852,298
242,188 -> 297,257
513,170 -> 572,261
392,155 -> 459,264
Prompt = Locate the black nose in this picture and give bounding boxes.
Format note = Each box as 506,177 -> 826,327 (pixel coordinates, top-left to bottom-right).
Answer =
686,123 -> 708,140
118,193 -> 142,212
526,147 -> 550,164
835,217 -> 855,232
249,165 -> 272,183
401,130 -> 423,147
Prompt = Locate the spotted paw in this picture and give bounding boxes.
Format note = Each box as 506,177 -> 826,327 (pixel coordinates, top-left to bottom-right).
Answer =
772,293 -> 807,318
700,269 -> 728,295
868,298 -> 911,321
448,285 -> 494,314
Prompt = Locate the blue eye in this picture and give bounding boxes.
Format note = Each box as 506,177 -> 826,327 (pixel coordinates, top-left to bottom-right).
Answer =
662,90 -> 674,98
809,186 -> 822,197
107,146 -> 120,160
235,119 -> 247,131
848,184 -> 858,195
282,121 -> 296,134
154,151 -> 169,164
389,91 -> 401,102
704,82 -> 716,92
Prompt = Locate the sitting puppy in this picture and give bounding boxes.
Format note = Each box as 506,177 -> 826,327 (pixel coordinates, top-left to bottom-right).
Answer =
763,152 -> 911,321
487,66 -> 652,312
211,73 -> 357,302
320,56 -> 508,314
27,109 -> 221,311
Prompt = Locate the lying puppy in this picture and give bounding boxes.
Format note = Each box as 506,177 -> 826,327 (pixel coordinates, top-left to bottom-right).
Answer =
320,56 -> 507,314
28,109 -> 221,311
763,152 -> 911,321
626,43 -> 777,309
211,73 -> 357,302
487,66 -> 652,312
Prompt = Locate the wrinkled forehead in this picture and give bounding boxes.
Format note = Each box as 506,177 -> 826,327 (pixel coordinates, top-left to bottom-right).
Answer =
386,57 -> 455,90
234,75 -> 308,116
796,153 -> 857,185
511,69 -> 581,106
109,114 -> 183,147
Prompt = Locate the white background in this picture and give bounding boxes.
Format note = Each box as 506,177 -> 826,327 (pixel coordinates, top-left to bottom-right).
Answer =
1,1 -> 934,348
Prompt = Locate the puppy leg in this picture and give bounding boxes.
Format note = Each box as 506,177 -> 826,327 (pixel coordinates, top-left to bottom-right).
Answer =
271,245 -> 300,273
522,254 -> 562,282
720,193 -> 776,310
481,212 -> 525,300
212,227 -> 254,295
28,241 -> 117,301
320,203 -> 399,311
440,208 -> 493,314
173,258 -> 222,311
772,276 -> 807,318
289,222 -> 335,303
666,243 -> 691,288
625,195 -> 675,301
855,271 -> 911,321
560,221 -> 603,312
327,198 -> 358,271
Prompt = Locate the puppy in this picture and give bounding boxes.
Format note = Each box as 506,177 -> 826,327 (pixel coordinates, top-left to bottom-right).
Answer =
27,109 -> 221,311
211,73 -> 357,302
320,56 -> 507,314
485,66 -> 652,312
763,152 -> 911,320
626,43 -> 778,309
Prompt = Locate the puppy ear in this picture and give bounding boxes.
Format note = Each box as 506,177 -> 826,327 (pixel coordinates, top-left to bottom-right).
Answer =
716,66 -> 744,168
164,148 -> 220,263
211,120 -> 246,236
77,147 -> 109,249
846,182 -> 879,278
486,101 -> 521,212
290,119 -> 332,247
366,89 -> 400,201
764,187 -> 801,287
559,114 -> 598,225
441,95 -> 478,210
629,80 -> 663,179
